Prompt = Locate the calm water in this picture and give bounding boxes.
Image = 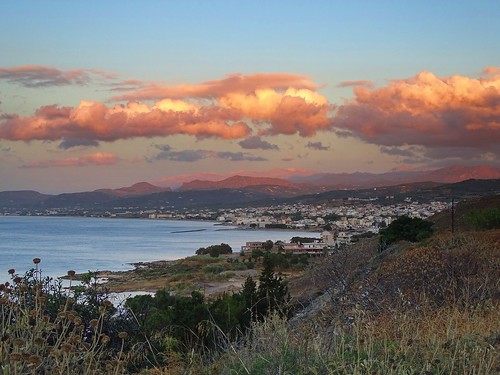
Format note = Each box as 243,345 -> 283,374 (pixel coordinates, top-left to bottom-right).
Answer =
0,216 -> 316,278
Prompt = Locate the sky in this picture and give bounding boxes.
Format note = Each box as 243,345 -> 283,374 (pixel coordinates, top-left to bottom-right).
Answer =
1,1 -> 499,193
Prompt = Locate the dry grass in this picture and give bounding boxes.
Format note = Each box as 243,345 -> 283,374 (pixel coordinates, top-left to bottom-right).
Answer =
201,229 -> 500,375
202,299 -> 498,375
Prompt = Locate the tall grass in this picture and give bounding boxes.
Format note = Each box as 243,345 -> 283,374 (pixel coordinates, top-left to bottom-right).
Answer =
206,301 -> 498,375
204,232 -> 499,375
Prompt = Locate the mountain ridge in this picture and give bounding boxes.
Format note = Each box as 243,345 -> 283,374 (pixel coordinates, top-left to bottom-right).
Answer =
178,175 -> 296,191
95,182 -> 171,197
291,165 -> 500,188
1,165 -> 499,211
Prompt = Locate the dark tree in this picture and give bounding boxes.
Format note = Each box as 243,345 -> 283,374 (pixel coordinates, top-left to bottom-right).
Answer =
256,255 -> 290,318
379,215 -> 433,252
240,276 -> 258,326
263,240 -> 274,251
196,243 -> 232,256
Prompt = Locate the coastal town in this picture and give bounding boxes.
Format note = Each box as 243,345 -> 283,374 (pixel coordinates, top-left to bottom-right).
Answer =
2,197 -> 450,252
149,199 -> 450,251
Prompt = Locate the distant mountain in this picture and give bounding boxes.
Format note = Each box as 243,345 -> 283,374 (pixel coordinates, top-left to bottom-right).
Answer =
291,165 -> 500,188
0,190 -> 52,209
279,179 -> 500,207
39,191 -> 116,209
420,165 -> 500,183
179,175 -> 296,191
1,166 -> 499,212
96,182 -> 171,197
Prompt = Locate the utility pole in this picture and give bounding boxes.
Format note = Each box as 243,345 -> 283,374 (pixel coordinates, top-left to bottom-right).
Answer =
451,197 -> 455,235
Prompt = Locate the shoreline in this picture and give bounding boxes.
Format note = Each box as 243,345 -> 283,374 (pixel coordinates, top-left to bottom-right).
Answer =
68,254 -> 260,298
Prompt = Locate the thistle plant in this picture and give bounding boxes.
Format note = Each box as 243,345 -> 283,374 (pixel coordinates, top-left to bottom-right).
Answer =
0,258 -> 129,374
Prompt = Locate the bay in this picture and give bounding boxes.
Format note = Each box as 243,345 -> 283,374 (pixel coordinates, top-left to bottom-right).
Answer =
0,216 -> 317,279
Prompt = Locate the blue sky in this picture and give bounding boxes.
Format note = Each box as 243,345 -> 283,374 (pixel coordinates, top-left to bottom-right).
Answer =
1,1 -> 499,193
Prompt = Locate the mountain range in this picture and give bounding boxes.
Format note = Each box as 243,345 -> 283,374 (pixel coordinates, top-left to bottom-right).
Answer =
289,165 -> 500,188
1,165 -> 499,211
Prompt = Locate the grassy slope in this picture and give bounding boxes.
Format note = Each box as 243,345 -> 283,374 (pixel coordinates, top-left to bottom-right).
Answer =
201,195 -> 500,374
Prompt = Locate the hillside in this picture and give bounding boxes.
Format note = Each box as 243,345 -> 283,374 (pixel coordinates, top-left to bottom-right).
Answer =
179,175 -> 296,190
0,190 -> 52,209
1,164 -> 499,212
263,195 -> 500,374
2,194 -> 498,374
2,177 -> 499,213
95,182 -> 171,197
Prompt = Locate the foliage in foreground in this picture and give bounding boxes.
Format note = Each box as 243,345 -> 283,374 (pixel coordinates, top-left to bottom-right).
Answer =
0,261 -> 128,374
124,254 -> 290,370
207,303 -> 499,375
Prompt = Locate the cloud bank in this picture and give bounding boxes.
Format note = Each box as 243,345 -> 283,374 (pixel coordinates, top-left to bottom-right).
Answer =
153,144 -> 266,162
0,72 -> 331,145
2,67 -> 499,162
334,70 -> 500,153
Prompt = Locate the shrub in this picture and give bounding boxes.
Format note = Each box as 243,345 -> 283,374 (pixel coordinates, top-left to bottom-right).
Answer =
202,264 -> 226,274
196,243 -> 233,256
233,262 -> 247,271
379,215 -> 433,252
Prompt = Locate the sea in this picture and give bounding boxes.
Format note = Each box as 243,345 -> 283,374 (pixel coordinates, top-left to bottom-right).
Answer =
0,216 -> 317,280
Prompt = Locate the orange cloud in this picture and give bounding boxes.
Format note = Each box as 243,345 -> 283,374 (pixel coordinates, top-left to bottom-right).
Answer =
1,72 -> 333,143
481,66 -> 500,77
22,152 -> 120,168
112,73 -> 333,137
219,87 -> 332,136
333,69 -> 500,150
0,100 -> 251,145
110,73 -> 320,102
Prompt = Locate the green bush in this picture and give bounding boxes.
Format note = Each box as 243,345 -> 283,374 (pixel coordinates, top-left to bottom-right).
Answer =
233,262 -> 247,271
202,264 -> 225,274
196,243 -> 233,256
379,215 -> 433,252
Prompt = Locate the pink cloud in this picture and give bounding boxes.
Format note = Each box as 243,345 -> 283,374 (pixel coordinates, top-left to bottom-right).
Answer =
337,80 -> 374,88
0,72 -> 332,143
109,79 -> 146,92
111,73 -> 320,102
333,69 -> 500,151
264,95 -> 333,136
0,65 -> 116,87
22,152 -> 121,168
481,66 -> 500,77
0,100 -> 251,144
